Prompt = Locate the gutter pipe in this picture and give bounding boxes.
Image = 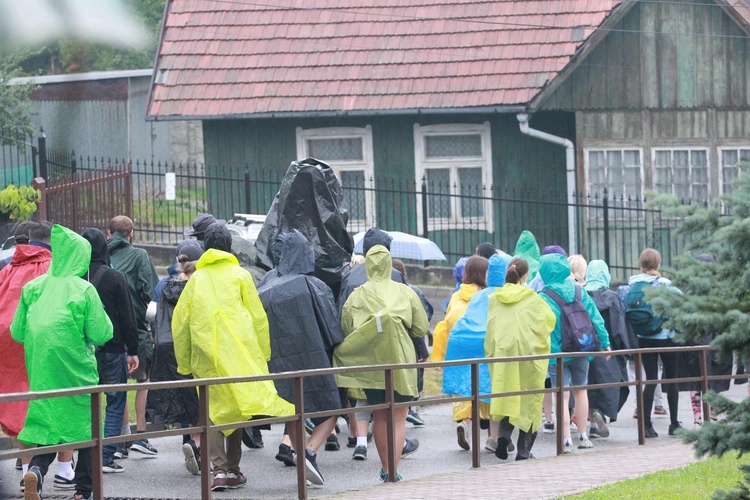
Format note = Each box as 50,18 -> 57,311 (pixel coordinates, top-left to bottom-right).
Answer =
516,113 -> 577,254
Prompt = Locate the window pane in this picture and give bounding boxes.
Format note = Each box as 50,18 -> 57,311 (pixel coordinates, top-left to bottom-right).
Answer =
674,150 -> 689,167
425,134 -> 482,158
426,168 -> 451,218
307,137 -> 363,161
623,150 -> 641,165
723,149 -> 738,166
740,149 -> 750,162
624,166 -> 642,198
654,151 -> 671,168
458,167 -> 484,218
589,151 -> 605,168
693,184 -> 708,202
690,150 -> 707,167
340,170 -> 366,221
607,151 -> 622,169
655,166 -> 672,193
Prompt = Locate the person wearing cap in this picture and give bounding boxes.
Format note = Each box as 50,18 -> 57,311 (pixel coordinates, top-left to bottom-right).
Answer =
184,214 -> 222,247
0,221 -> 34,274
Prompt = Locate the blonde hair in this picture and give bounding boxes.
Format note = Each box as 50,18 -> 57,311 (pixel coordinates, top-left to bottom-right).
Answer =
568,254 -> 588,285
350,254 -> 365,267
178,260 -> 197,280
639,248 -> 662,277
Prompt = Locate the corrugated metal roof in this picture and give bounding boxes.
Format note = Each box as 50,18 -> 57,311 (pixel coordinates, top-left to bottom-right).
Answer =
148,0 -> 627,119
10,69 -> 153,86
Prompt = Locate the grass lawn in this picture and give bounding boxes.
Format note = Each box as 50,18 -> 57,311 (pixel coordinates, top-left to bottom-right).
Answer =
568,452 -> 749,499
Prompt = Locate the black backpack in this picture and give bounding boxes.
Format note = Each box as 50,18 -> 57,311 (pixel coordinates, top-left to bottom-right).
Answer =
625,281 -> 663,337
544,286 -> 601,353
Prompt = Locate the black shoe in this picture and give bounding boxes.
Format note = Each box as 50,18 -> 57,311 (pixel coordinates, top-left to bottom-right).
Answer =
668,422 -> 684,436
103,460 -> 125,473
275,443 -> 296,467
401,438 -> 419,457
515,453 -> 535,461
406,408 -> 426,426
242,427 -> 264,449
645,423 -> 658,438
113,446 -> 129,459
324,434 -> 340,451
303,449 -> 324,485
24,467 -> 43,500
347,437 -> 357,448
15,458 -> 22,470
495,437 -> 510,460
182,440 -> 201,476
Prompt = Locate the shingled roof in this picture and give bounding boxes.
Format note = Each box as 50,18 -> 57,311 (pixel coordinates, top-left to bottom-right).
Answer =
148,0 -> 627,119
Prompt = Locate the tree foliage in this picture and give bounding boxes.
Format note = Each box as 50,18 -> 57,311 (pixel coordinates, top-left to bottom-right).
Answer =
648,168 -> 750,498
0,51 -> 38,136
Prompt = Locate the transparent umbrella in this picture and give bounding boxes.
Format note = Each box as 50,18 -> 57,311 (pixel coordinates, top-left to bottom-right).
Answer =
352,230 -> 446,261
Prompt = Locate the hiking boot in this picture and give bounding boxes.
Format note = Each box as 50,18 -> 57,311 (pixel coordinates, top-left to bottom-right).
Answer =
53,474 -> 76,489
211,473 -> 228,492
103,460 -> 124,473
352,445 -> 367,461
495,437 -> 510,460
645,423 -> 658,438
226,470 -> 247,489
131,439 -> 158,456
484,438 -> 498,453
379,469 -> 403,483
113,446 -> 129,459
592,411 -> 609,438
654,406 -> 668,416
578,437 -> 594,449
347,437 -> 357,448
401,438 -> 419,457
406,408 -> 425,426
24,467 -> 43,500
668,422 -> 684,436
324,434 -> 340,451
182,440 -> 200,475
543,421 -> 555,434
275,443 -> 296,467
456,421 -> 470,450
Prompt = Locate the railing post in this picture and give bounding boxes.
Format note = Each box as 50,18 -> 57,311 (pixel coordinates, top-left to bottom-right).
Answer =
37,128 -> 47,179
470,362 -> 480,468
555,358 -> 564,456
603,188 -> 610,266
421,176 -> 429,240
198,385 -> 211,500
385,368 -> 397,483
244,169 -> 252,214
635,353 -> 645,445
294,376 -> 307,500
699,347 -> 711,424
90,391 -> 103,500
32,178 -> 47,221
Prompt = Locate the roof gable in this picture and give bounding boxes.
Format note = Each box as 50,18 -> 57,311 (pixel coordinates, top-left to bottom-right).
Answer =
148,0 -> 623,119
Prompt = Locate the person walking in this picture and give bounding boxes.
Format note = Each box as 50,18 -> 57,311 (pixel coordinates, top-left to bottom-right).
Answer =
15,224 -> 113,500
81,228 -> 140,475
107,215 -> 160,457
485,258 -> 555,460
335,244 -> 429,482
172,223 -> 293,491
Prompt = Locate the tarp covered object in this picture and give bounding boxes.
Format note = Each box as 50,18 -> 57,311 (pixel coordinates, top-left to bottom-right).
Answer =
231,234 -> 266,288
255,158 -> 353,295
11,225 -> 113,445
259,231 -> 344,413
0,244 -> 51,438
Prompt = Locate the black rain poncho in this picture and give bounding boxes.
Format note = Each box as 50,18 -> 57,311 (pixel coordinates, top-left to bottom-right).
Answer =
258,230 -> 344,413
255,158 -> 353,296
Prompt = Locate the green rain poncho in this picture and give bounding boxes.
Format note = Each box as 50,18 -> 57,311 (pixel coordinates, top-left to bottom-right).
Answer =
335,245 -> 429,397
172,249 -> 293,431
484,283 -> 554,432
11,225 -> 113,445
513,230 -> 541,281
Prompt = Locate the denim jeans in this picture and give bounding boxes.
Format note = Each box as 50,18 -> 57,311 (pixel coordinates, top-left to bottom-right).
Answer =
99,352 -> 128,463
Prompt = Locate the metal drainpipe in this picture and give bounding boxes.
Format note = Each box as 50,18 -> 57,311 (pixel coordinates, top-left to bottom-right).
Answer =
516,113 -> 577,254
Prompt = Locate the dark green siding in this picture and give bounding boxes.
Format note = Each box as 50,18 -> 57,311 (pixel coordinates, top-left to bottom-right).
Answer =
543,0 -> 750,111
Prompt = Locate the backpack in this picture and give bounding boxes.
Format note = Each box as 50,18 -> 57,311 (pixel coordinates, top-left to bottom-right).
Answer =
625,281 -> 663,337
543,286 -> 601,353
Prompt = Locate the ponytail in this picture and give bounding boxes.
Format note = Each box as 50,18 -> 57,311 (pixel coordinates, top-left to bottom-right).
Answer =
505,257 -> 529,285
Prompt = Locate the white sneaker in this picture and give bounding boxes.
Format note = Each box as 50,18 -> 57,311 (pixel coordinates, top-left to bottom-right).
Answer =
563,441 -> 573,454
578,437 -> 594,449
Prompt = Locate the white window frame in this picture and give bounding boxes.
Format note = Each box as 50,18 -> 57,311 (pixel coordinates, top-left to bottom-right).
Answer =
296,126 -> 374,231
651,147 -> 710,203
414,122 -> 493,233
718,146 -> 750,195
583,147 -> 644,201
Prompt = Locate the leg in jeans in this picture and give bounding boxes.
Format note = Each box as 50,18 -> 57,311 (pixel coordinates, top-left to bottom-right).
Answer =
659,346 -> 680,426
73,447 -> 92,498
101,353 -> 128,464
640,341 -> 660,427
226,429 -> 243,472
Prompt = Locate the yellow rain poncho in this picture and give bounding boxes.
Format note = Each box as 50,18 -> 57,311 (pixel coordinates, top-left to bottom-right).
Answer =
431,283 -> 481,362
334,246 -> 429,397
484,282 -> 555,432
172,249 -> 293,431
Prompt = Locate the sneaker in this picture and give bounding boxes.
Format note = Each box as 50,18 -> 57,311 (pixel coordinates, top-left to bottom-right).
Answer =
304,418 -> 315,435
130,439 -> 158,456
226,470 -> 247,489
401,438 -> 419,457
654,406 -> 668,416
578,437 -> 594,449
379,469 -> 403,483
182,441 -> 200,476
24,467 -> 43,500
352,445 -> 367,461
495,437 -> 510,460
103,460 -> 124,473
543,421 -> 555,434
406,408 -> 425,426
589,427 -> 600,439
668,422 -> 684,436
563,441 -> 573,454
456,421 -> 470,451
301,449 -> 324,485
324,434 -> 340,451
484,438 -> 498,453
347,437 -> 357,448
242,427 -> 264,449
15,458 -> 22,470
275,443 -> 296,467
592,411 -> 609,438
113,446 -> 129,459
645,423 -> 658,438
211,472 -> 228,492
53,474 -> 76,489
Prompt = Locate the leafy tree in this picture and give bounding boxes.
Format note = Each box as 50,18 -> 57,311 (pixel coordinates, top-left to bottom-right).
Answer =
0,51 -> 38,136
648,169 -> 750,498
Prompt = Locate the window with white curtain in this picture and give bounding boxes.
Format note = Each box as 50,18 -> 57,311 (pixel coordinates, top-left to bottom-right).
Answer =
652,148 -> 709,202
719,147 -> 750,197
585,149 -> 643,199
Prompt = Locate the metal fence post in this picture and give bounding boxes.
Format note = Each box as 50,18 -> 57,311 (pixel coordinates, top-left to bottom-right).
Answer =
198,385 -> 211,500
37,128 -> 47,179
555,358 -> 564,456
294,377 -> 307,500
90,391 -> 103,500
471,362 -> 481,468
244,169 -> 252,214
699,347 -> 711,424
385,368 -> 397,483
635,353 -> 645,445
421,176 -> 429,240
603,188 -> 610,266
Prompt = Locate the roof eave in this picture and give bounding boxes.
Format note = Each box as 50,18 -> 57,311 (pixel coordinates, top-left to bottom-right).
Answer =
714,0 -> 750,37
146,0 -> 172,121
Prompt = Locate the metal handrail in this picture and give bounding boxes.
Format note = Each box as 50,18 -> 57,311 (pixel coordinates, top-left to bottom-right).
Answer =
0,345 -> 728,499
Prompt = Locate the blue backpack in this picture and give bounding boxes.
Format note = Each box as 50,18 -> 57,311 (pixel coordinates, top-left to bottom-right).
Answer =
543,286 -> 601,353
625,281 -> 663,337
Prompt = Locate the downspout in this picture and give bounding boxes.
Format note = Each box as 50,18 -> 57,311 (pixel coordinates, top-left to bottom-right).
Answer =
516,113 -> 577,254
